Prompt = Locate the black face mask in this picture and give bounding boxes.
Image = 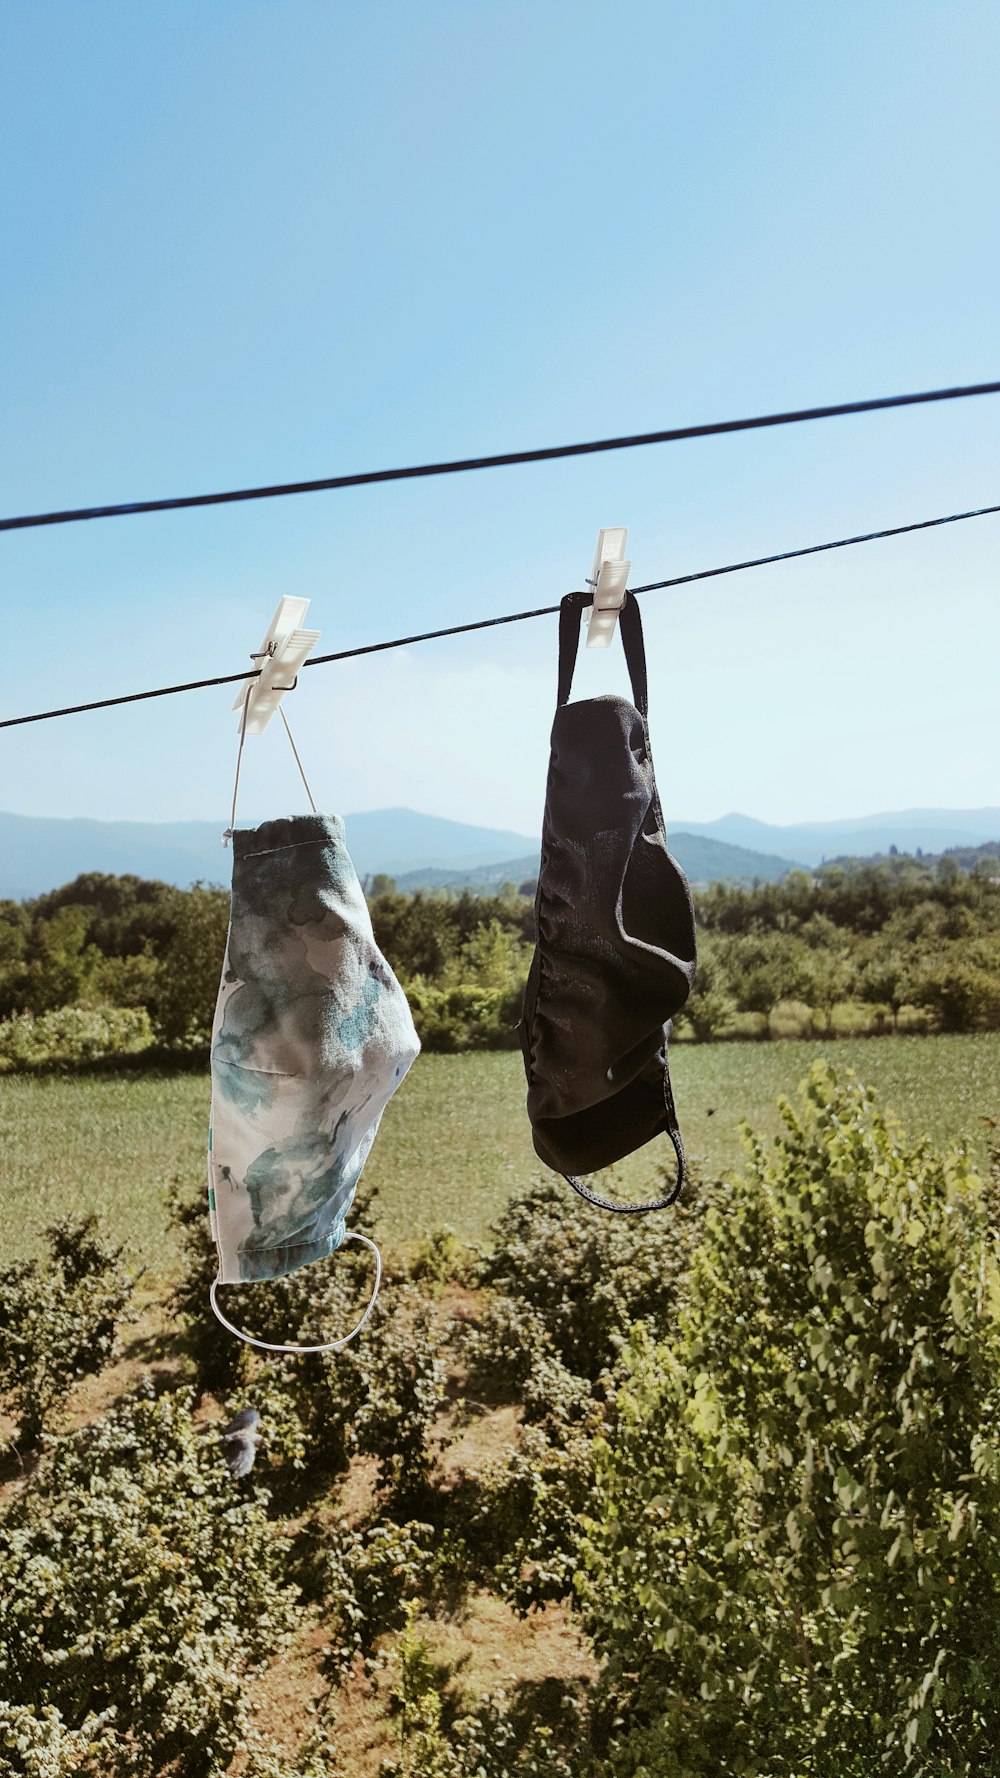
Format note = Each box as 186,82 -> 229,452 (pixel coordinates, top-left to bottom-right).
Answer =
520,591 -> 697,1213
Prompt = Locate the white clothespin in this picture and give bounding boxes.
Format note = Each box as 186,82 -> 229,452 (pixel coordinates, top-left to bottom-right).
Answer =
233,596 -> 321,734
585,527 -> 631,649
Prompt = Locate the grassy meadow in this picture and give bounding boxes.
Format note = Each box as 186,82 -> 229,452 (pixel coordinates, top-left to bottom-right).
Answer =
3,1032 -> 998,1274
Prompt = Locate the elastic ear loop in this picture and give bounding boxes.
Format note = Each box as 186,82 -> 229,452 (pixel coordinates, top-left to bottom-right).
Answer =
561,1129 -> 686,1215
560,1066 -> 687,1215
224,685 -> 318,846
208,1231 -> 382,1354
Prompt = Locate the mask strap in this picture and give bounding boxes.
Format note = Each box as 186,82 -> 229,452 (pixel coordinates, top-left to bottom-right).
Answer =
559,1056 -> 686,1214
556,592 -> 586,706
208,1231 -> 382,1353
556,590 -> 648,715
278,705 -> 318,814
617,592 -> 649,717
224,692 -> 318,847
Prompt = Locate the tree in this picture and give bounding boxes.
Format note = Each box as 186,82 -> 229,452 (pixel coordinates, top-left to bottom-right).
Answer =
152,885 -> 229,1045
24,905 -> 102,1013
577,1065 -> 1000,1775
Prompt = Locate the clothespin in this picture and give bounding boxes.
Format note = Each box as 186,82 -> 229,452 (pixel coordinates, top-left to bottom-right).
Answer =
585,527 -> 631,649
232,596 -> 321,734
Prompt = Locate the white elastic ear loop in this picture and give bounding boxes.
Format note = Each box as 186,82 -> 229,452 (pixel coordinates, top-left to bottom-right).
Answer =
208,1231 -> 382,1355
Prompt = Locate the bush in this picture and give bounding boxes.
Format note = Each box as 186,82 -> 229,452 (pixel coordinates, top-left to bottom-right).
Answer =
576,1064 -> 1000,1775
472,1172 -> 713,1384
0,1005 -> 154,1072
172,1182 -> 448,1503
353,1288 -> 450,1504
379,1604 -> 578,1778
152,885 -> 229,1047
0,1386 -> 298,1778
0,1218 -> 135,1447
767,996 -> 818,1039
0,1701 -> 116,1777
322,1517 -> 437,1675
403,982 -> 522,1052
408,1227 -> 471,1294
458,1410 -> 603,1616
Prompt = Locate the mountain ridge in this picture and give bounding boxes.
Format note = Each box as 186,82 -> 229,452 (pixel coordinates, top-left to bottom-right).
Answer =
672,808 -> 1000,867
0,805 -> 996,900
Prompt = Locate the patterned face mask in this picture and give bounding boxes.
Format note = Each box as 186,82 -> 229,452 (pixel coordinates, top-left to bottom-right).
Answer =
208,715 -> 419,1352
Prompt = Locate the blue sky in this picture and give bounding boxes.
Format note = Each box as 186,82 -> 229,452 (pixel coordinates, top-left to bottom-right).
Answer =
1,0 -> 997,836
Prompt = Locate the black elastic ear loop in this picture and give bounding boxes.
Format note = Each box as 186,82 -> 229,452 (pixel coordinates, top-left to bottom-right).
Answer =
556,591 -> 587,706
617,591 -> 649,715
560,1059 -> 687,1215
556,590 -> 648,713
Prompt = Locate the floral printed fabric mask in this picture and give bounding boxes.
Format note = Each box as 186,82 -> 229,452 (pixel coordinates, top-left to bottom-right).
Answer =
208,811 -> 419,1351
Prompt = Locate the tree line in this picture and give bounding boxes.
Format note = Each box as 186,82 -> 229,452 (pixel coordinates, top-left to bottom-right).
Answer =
0,848 -> 997,1064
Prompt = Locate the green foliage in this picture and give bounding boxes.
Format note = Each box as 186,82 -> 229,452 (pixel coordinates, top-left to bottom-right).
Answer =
0,1217 -> 134,1446
0,1005 -> 154,1072
460,1410 -> 603,1616
404,981 -> 522,1052
4,850 -> 1000,1066
353,1289 -> 450,1502
455,1174 -> 715,1614
172,1182 -> 448,1501
322,1519 -> 437,1674
691,856 -> 1000,1037
0,1386 -> 298,1778
369,891 -> 532,1051
472,1173 -> 713,1383
378,1605 -> 576,1778
152,884 -> 229,1046
408,1226 -> 470,1294
576,1064 -> 1000,1775
0,1700 -> 116,1777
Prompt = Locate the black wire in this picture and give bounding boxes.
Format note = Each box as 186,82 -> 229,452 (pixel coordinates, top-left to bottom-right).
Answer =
2,380 -> 1000,533
2,497 -> 997,732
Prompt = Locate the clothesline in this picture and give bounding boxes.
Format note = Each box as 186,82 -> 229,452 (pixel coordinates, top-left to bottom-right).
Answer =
1,379 -> 999,533
2,496 -> 998,732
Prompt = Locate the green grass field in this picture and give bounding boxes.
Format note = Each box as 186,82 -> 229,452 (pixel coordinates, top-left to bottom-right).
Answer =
2,1034 -> 998,1273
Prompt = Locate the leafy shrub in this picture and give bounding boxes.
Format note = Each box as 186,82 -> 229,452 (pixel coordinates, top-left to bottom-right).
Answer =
767,995 -> 818,1039
0,1217 -> 134,1446
322,1518 -> 437,1675
172,1183 -> 448,1502
353,1288 -> 450,1503
403,982 -> 522,1052
472,1172 -> 713,1384
0,1386 -> 298,1778
461,1294 -> 554,1404
152,885 -> 229,1046
576,1064 -> 1000,1776
379,1605 -> 578,1777
0,1005 -> 154,1072
409,1226 -> 471,1294
0,1700 -> 115,1777
457,1415 -> 600,1617
454,1172 -> 715,1611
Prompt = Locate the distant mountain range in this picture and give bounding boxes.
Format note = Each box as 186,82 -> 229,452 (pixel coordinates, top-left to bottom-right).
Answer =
0,808 -> 540,901
670,809 -> 1000,869
395,831 -> 797,892
0,805 -> 997,900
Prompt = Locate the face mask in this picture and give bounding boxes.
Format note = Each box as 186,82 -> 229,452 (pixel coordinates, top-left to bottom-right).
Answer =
520,591 -> 697,1213
208,721 -> 419,1350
